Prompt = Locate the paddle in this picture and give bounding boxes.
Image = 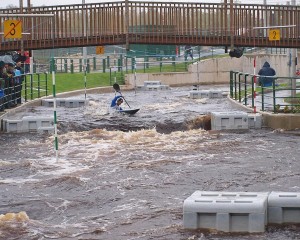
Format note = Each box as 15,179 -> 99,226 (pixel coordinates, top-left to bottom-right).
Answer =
112,83 -> 131,108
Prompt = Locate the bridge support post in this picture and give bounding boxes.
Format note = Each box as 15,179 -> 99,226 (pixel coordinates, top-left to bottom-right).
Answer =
87,59 -> 90,73
102,59 -> 106,73
70,60 -> 74,74
64,59 -> 68,73
79,59 -> 82,72
93,57 -> 96,71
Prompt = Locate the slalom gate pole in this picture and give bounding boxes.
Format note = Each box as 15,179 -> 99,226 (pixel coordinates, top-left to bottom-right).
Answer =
253,56 -> 257,115
52,71 -> 59,162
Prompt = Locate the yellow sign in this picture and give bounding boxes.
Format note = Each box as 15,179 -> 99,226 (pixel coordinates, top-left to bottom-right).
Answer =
269,29 -> 280,41
96,46 -> 105,55
4,19 -> 22,39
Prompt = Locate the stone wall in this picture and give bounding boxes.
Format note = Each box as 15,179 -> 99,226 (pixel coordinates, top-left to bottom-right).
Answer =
125,53 -> 297,87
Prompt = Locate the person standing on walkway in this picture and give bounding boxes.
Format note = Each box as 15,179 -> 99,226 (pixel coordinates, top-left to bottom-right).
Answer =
4,63 -> 16,108
0,61 -> 6,111
15,61 -> 24,104
258,61 -> 276,87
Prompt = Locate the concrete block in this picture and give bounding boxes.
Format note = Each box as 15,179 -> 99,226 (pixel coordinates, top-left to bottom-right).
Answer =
183,191 -> 269,233
144,80 -> 161,86
268,192 -> 300,224
22,116 -> 54,132
211,111 -> 249,130
189,90 -> 210,99
3,119 -> 23,133
210,90 -> 223,99
64,99 -> 86,108
248,113 -> 262,129
41,98 -> 66,107
146,85 -> 169,91
37,126 -> 55,134
136,85 -> 145,91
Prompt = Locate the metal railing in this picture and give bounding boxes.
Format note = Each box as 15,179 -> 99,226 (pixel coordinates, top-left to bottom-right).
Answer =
0,73 -> 48,112
0,2 -> 299,51
230,71 -> 300,113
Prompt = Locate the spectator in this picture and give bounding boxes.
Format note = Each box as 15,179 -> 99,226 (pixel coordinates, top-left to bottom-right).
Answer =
4,63 -> 16,108
0,61 -> 5,111
23,51 -> 30,73
185,45 -> 193,60
258,61 -> 276,87
15,61 -> 24,104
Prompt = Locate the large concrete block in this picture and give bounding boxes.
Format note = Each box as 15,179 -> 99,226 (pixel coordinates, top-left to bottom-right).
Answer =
209,90 -> 224,99
37,126 -> 55,134
64,99 -> 87,108
144,80 -> 161,86
146,85 -> 169,91
189,90 -> 210,99
136,85 -> 146,91
211,111 -> 249,130
248,113 -> 262,129
183,191 -> 269,233
2,119 -> 23,133
42,98 -> 66,107
268,192 -> 300,224
22,116 -> 54,132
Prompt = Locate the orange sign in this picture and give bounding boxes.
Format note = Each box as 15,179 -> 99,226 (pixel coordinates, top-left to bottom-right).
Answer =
4,19 -> 22,39
269,29 -> 280,41
96,46 -> 105,54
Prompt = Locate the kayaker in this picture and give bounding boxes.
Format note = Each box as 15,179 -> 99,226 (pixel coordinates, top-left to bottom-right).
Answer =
110,96 -> 124,111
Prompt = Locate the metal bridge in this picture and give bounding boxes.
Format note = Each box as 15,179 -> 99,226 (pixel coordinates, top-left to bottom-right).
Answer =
0,1 -> 299,52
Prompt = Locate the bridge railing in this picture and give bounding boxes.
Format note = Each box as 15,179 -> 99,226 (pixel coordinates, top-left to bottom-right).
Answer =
0,2 -> 299,51
230,71 -> 300,113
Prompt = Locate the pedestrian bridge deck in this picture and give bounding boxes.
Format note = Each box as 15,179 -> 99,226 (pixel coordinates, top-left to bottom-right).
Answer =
0,1 -> 299,51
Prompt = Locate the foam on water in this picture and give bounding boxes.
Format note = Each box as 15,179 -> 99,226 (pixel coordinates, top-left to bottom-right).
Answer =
0,212 -> 29,222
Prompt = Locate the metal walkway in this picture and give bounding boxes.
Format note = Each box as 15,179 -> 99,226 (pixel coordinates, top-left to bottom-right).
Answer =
0,1 -> 299,51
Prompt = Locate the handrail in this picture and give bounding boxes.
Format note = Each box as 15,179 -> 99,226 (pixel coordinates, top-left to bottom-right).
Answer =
0,73 -> 48,111
230,71 -> 300,113
0,1 -> 299,51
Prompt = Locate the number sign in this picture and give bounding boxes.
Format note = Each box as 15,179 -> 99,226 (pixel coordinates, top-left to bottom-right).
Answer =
4,20 -> 22,39
269,29 -> 280,41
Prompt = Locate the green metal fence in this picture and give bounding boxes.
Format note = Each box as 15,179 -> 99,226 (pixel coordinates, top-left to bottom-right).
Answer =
0,73 -> 48,112
230,71 -> 300,113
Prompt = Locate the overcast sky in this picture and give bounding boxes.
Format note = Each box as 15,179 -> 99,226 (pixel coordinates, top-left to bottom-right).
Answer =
0,0 -> 298,9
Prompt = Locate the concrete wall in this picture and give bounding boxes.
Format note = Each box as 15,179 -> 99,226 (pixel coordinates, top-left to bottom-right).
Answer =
126,53 -> 294,87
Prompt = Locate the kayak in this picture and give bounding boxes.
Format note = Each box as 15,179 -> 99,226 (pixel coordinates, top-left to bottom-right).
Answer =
118,108 -> 140,115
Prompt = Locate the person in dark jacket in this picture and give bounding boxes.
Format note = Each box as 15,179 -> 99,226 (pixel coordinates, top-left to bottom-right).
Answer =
0,61 -> 5,111
258,61 -> 276,87
15,61 -> 24,104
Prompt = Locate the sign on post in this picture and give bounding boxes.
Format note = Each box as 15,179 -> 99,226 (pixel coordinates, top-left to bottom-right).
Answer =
4,19 -> 22,39
269,29 -> 280,41
96,46 -> 105,54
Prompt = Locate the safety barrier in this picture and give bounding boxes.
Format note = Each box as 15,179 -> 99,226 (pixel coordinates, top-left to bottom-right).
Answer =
183,191 -> 300,233
42,98 -> 87,108
210,111 -> 263,130
0,73 -> 48,112
2,116 -> 54,133
136,80 -> 170,91
189,90 -> 225,99
230,71 -> 300,113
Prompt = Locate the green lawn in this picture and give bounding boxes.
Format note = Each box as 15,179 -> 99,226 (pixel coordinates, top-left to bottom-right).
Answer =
23,54 -> 229,99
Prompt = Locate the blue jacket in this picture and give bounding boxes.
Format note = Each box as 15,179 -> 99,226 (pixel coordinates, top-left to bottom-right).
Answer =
110,96 -> 123,110
258,61 -> 276,87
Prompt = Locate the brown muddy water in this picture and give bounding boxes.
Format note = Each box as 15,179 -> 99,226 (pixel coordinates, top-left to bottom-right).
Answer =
0,85 -> 299,240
